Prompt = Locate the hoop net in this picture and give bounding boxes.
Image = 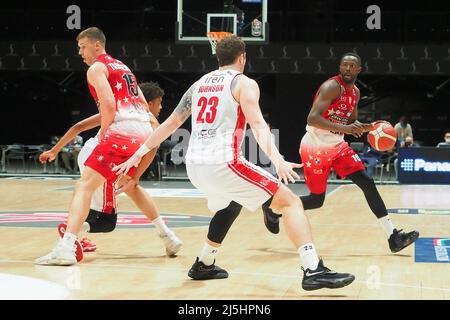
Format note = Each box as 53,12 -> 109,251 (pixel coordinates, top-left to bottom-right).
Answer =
207,31 -> 232,54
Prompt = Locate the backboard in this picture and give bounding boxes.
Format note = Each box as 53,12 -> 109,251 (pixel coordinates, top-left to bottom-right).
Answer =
176,0 -> 268,44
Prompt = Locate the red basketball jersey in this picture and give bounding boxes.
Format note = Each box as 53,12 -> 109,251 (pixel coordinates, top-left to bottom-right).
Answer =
87,53 -> 150,141
88,53 -> 142,111
305,74 -> 358,146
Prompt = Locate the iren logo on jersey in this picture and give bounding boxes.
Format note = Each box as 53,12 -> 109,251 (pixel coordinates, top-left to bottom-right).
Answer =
204,75 -> 224,84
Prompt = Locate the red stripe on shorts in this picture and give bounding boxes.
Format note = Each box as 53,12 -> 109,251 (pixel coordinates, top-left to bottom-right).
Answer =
227,161 -> 279,196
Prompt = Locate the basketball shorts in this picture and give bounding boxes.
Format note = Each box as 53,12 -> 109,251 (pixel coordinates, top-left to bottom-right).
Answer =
78,137 -> 116,214
186,157 -> 280,213
84,133 -> 141,186
299,135 -> 365,194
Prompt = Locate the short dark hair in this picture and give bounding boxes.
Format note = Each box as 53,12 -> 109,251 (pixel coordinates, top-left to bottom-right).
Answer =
215,35 -> 246,67
76,27 -> 106,46
340,52 -> 361,66
139,81 -> 164,101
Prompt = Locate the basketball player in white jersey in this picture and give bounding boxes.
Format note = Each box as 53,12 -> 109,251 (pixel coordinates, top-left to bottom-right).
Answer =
114,35 -> 355,291
39,82 -> 182,257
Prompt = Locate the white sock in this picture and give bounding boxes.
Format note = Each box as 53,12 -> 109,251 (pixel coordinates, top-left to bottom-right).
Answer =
61,232 -> 77,248
199,242 -> 219,266
81,222 -> 90,235
298,243 -> 320,271
378,216 -> 395,238
152,216 -> 171,236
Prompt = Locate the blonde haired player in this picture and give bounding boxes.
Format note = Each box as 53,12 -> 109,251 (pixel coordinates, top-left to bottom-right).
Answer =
114,35 -> 355,291
35,28 -> 181,265
39,81 -> 181,257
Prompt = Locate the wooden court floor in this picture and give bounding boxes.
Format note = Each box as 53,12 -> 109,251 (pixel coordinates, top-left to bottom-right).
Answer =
0,178 -> 449,299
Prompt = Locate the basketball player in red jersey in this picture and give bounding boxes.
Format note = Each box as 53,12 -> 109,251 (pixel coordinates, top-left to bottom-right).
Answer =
263,53 -> 419,253
35,28 -> 181,265
39,82 -> 182,256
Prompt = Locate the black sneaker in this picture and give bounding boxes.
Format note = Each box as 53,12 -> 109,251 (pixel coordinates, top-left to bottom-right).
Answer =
301,259 -> 355,291
388,228 -> 419,253
188,257 -> 229,280
263,206 -> 282,234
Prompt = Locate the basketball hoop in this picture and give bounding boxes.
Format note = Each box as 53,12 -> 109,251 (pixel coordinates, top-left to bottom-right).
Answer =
207,31 -> 232,55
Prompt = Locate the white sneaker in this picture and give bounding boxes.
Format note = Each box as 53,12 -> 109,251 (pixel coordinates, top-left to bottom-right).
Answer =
35,240 -> 78,266
159,231 -> 183,256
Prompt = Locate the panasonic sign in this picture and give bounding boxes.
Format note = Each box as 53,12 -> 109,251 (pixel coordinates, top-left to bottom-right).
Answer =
398,148 -> 450,184
401,159 -> 450,172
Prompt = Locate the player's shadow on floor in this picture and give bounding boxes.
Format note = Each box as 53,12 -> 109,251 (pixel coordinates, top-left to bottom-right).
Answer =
85,252 -> 178,261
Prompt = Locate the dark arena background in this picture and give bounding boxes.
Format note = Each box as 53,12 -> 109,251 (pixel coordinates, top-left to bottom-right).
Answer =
0,0 -> 449,307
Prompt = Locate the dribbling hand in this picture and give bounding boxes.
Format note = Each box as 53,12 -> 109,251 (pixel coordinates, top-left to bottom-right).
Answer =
112,153 -> 142,176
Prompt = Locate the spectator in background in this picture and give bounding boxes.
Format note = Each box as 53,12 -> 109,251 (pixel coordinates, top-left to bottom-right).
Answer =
60,135 -> 83,174
437,131 -> 450,148
394,116 -> 413,147
359,143 -> 382,179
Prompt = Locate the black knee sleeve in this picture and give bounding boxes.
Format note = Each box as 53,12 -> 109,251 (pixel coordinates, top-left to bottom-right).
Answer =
88,209 -> 118,233
86,209 -> 100,225
207,201 -> 242,244
348,170 -> 388,219
300,193 -> 325,210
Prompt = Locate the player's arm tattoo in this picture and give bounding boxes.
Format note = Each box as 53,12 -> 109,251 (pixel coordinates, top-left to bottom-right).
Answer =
174,82 -> 197,123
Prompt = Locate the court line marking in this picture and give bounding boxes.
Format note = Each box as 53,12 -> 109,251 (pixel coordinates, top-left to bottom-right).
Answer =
325,185 -> 345,197
1,259 -> 449,293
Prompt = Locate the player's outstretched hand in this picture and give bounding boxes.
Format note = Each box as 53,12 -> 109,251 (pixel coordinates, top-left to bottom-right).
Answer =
39,150 -> 56,164
276,160 -> 303,185
115,175 -> 138,195
113,153 -> 142,176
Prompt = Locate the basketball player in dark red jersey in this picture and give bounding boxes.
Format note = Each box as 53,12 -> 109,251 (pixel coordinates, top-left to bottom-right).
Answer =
36,27 -> 181,265
264,53 -> 419,253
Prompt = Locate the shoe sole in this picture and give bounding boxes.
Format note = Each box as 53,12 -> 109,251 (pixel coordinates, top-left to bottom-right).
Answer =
187,271 -> 229,280
390,232 -> 420,253
302,275 -> 355,291
35,259 -> 77,266
166,242 -> 183,257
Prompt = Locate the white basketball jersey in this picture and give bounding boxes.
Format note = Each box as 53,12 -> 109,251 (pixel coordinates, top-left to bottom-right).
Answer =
186,69 -> 245,164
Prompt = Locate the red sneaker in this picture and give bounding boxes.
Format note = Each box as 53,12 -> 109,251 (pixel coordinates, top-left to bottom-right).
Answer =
57,222 -> 96,254
57,222 -> 67,238
74,239 -> 84,262
80,237 -> 97,252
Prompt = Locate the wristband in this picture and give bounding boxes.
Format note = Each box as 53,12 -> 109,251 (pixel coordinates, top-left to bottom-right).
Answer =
135,144 -> 151,157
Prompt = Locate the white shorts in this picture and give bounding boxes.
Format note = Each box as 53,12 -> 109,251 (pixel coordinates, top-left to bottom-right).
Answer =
78,137 -> 116,214
186,157 -> 280,213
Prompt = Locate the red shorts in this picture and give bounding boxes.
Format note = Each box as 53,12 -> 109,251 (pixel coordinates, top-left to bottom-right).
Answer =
299,140 -> 365,194
84,133 -> 142,183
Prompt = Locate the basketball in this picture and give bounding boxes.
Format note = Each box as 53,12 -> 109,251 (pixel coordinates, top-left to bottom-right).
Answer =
367,121 -> 397,151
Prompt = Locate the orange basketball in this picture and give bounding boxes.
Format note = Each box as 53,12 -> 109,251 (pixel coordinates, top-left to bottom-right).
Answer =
367,121 -> 397,151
